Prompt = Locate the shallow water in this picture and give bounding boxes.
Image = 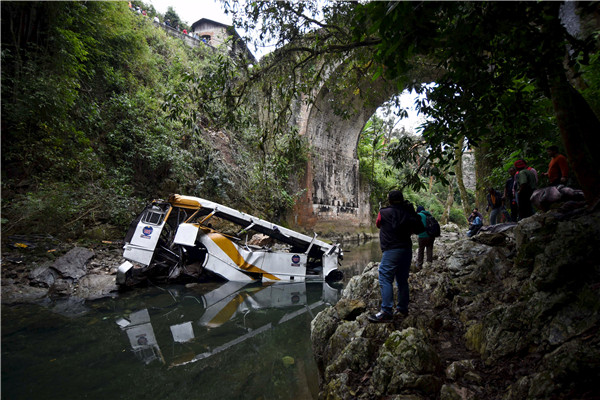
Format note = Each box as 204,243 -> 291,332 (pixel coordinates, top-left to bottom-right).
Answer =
1,240 -> 381,400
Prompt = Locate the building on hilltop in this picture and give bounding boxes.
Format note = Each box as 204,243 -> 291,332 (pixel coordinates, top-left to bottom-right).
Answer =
191,18 -> 256,64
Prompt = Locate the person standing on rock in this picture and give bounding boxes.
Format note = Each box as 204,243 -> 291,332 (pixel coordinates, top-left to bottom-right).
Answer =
504,167 -> 518,222
368,190 -> 425,323
542,145 -> 569,186
515,159 -> 537,219
486,187 -> 504,225
415,205 -> 435,270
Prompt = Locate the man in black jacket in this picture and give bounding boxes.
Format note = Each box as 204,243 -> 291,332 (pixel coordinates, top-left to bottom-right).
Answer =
369,190 -> 425,323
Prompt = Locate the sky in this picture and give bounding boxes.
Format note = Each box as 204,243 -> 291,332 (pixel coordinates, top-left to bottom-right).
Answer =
148,0 -> 231,26
147,0 -> 425,132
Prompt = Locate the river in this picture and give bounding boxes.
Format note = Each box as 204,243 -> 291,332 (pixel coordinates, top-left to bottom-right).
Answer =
1,240 -> 381,400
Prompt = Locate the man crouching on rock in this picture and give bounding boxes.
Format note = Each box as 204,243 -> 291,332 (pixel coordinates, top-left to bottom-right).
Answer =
369,190 -> 425,323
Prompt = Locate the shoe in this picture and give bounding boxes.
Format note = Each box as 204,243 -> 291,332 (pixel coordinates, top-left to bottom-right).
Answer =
368,311 -> 393,323
394,309 -> 409,318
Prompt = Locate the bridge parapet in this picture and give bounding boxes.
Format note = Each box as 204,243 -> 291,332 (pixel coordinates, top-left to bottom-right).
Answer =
153,21 -> 210,49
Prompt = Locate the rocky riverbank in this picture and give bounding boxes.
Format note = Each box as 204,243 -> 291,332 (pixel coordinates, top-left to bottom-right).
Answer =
311,203 -> 600,399
1,237 -> 123,310
0,230 -> 376,308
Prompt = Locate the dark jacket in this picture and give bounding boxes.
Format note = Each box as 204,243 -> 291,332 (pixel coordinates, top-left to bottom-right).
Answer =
486,190 -> 503,210
376,203 -> 424,251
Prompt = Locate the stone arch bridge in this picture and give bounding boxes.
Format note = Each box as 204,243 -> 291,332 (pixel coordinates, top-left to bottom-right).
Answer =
289,67 -> 407,233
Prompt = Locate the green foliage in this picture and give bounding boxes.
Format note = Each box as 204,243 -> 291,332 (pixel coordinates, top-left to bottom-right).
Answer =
229,1 -> 600,206
1,1 -> 315,239
163,6 -> 187,30
357,113 -> 468,224
2,180 -> 143,238
4,1 -> 599,240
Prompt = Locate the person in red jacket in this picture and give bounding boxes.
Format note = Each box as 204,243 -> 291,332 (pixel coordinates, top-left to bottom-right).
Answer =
543,145 -> 569,186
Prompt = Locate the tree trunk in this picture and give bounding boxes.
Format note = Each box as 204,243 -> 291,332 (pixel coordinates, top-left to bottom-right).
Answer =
441,176 -> 454,224
548,71 -> 600,208
474,144 -> 494,212
454,136 -> 471,218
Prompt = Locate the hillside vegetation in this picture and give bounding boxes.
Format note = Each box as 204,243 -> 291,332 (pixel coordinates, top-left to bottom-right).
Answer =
3,2 -> 599,243
1,1 -> 306,240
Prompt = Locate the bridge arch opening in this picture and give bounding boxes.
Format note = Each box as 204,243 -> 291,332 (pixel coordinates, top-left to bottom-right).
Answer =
290,68 -> 436,233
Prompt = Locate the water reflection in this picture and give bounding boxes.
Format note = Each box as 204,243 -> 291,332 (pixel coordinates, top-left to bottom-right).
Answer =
2,241 -> 381,400
116,281 -> 341,368
338,239 -> 381,284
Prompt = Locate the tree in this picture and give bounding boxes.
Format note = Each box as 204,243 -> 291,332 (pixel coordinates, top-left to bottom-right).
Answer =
164,6 -> 182,28
357,1 -> 600,206
225,1 -> 600,206
454,136 -> 471,216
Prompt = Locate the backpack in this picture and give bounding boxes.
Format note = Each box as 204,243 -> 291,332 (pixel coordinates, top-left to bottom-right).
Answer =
424,214 -> 441,237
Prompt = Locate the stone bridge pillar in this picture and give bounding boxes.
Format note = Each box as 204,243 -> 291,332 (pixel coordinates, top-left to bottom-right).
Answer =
293,78 -> 396,233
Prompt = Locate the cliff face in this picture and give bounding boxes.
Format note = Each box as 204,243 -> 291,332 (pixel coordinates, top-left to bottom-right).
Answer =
311,203 -> 600,399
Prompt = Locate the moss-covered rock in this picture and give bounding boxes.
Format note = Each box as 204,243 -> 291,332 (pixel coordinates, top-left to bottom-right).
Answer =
312,206 -> 600,399
370,328 -> 442,395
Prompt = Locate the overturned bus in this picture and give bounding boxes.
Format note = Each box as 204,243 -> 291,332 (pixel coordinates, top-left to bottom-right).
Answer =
117,194 -> 343,286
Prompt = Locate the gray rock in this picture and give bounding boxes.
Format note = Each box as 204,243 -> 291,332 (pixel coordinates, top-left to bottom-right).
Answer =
75,274 -> 118,300
440,384 -> 477,400
51,297 -> 89,317
325,337 -> 373,381
29,264 -> 57,287
311,306 -> 340,372
312,207 -> 600,399
1,284 -> 48,304
50,278 -> 75,296
324,320 -> 361,368
334,297 -> 367,321
51,247 -> 95,280
446,359 -> 476,380
371,328 -> 442,395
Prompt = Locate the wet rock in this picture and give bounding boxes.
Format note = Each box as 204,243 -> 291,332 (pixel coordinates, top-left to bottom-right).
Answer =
50,278 -> 75,297
75,274 -> 118,300
51,247 -> 94,280
51,297 -> 89,317
29,264 -> 57,287
0,284 -> 48,304
310,305 -> 340,372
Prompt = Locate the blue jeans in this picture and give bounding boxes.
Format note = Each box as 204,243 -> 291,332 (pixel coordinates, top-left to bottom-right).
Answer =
378,248 -> 412,314
490,208 -> 500,225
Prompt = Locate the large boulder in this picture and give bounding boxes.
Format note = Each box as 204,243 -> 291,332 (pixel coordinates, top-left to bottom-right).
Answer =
0,284 -> 49,304
75,274 -> 118,300
51,247 -> 94,280
370,327 -> 442,396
